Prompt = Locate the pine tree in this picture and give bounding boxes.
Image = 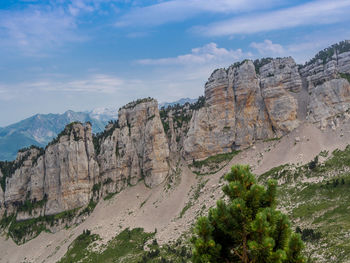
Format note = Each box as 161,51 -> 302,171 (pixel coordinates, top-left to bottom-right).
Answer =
191,165 -> 305,263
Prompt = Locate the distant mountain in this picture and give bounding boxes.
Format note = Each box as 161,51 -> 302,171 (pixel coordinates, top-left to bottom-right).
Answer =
0,99 -> 197,161
159,97 -> 197,109
0,110 -> 117,161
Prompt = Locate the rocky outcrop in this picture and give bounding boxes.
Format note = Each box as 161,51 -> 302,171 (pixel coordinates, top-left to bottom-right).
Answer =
3,123 -> 99,217
97,99 -> 170,191
260,57 -> 301,135
43,123 -> 98,215
2,40 -> 350,225
299,41 -> 350,127
183,68 -> 236,161
160,102 -> 195,154
230,61 -> 274,146
184,58 -> 302,161
308,78 -> 350,126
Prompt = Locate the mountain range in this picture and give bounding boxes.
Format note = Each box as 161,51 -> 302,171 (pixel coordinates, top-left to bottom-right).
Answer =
1,41 -> 350,262
0,98 -> 195,161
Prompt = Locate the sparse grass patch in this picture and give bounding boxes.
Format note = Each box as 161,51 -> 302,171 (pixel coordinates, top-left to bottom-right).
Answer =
59,228 -> 192,263
189,151 -> 240,175
259,146 -> 350,262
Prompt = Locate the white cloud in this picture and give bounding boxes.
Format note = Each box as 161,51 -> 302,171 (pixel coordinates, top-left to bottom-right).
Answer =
115,0 -> 283,27
0,0 -> 115,56
194,0 -> 350,36
0,7 -> 82,56
1,74 -> 124,95
250,40 -> 284,55
37,74 -> 125,93
137,43 -> 250,65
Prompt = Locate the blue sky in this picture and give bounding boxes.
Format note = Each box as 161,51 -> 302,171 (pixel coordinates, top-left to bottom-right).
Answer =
1,0 -> 350,126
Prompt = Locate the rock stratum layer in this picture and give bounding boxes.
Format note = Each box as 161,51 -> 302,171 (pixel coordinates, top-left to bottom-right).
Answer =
1,40 -> 350,223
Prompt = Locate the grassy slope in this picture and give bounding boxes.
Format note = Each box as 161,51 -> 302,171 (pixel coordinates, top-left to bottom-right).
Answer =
58,146 -> 350,262
58,228 -> 191,263
260,146 -> 350,262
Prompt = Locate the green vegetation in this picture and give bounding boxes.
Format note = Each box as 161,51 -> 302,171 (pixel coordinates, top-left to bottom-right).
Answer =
305,40 -> 350,66
190,151 -> 240,175
253,58 -> 273,74
191,165 -> 305,263
0,151 -> 31,191
47,121 -> 82,147
230,59 -> 251,70
179,179 -> 208,218
120,97 -> 154,110
260,146 -> 350,262
0,195 -> 99,245
79,199 -> 97,217
159,101 -> 195,135
59,227 -> 192,263
103,177 -> 113,185
17,195 -> 48,215
92,182 -> 102,195
263,137 -> 281,143
93,120 -> 120,155
1,207 -> 79,244
189,96 -> 205,111
103,192 -> 118,201
339,72 -> 350,83
159,96 -> 205,135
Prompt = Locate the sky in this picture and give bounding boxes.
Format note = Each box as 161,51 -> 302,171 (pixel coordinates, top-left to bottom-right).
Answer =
0,0 -> 350,126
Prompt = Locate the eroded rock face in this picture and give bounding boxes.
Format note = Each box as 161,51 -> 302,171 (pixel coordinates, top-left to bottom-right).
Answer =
44,123 -> 98,215
299,44 -> 350,127
260,57 -> 301,136
183,59 -> 301,161
3,123 -> 99,217
98,99 -> 170,190
183,69 -> 236,161
230,61 -> 274,146
2,41 -> 350,222
308,79 -> 350,125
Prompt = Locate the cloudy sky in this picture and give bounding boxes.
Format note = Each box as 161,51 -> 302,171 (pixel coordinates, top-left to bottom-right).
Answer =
1,0 -> 350,126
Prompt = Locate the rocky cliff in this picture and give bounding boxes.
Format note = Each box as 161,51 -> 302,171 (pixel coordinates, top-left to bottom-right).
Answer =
183,41 -> 350,161
2,123 -> 99,219
97,98 -> 170,192
1,40 -> 350,232
183,58 -> 303,161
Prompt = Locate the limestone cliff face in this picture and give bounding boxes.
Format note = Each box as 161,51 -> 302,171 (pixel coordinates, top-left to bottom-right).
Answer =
97,99 -> 170,191
183,58 -> 301,161
183,68 -> 236,161
308,79 -> 350,126
2,41 -> 350,223
160,102 -> 195,155
230,61 -> 274,146
299,43 -> 350,127
43,123 -> 98,215
3,123 -> 98,218
260,57 -> 301,136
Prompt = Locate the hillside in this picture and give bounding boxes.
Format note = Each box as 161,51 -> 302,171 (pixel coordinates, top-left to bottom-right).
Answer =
1,40 -> 350,262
